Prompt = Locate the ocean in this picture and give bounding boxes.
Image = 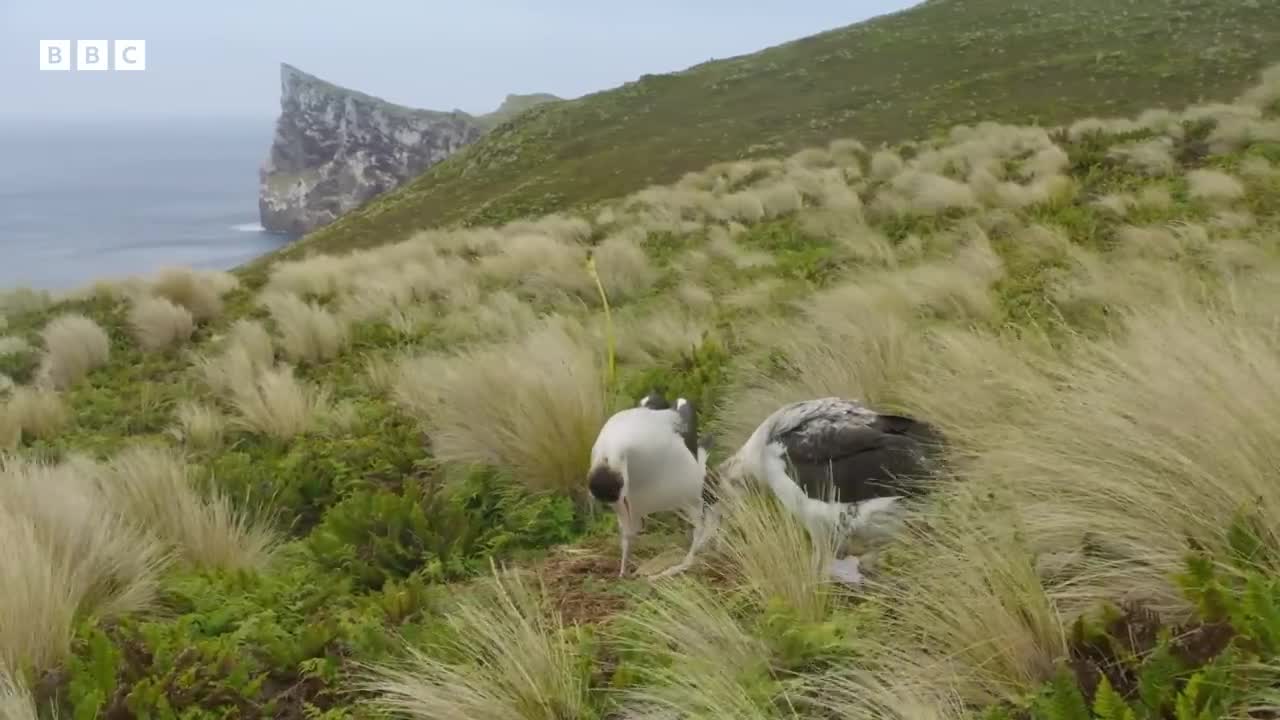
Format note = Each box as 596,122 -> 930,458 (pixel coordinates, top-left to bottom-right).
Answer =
0,117 -> 294,293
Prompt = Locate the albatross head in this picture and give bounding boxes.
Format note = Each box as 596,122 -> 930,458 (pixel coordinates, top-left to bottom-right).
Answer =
587,452 -> 634,531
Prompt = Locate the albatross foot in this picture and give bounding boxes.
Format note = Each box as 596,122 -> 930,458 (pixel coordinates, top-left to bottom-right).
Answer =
828,555 -> 866,586
647,559 -> 695,580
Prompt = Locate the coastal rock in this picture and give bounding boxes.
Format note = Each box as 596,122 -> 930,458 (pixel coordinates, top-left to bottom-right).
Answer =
259,64 -> 558,236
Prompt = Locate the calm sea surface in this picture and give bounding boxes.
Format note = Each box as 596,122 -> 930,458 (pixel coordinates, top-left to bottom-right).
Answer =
0,118 -> 293,292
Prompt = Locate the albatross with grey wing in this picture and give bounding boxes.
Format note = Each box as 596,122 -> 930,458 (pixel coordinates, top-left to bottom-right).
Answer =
717,396 -> 945,584
587,390 -> 719,578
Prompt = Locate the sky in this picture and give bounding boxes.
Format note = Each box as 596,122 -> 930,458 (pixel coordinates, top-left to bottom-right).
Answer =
1,0 -> 918,124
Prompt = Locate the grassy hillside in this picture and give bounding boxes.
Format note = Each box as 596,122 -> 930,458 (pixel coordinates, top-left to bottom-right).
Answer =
4,51 -> 1280,717
254,0 -> 1280,266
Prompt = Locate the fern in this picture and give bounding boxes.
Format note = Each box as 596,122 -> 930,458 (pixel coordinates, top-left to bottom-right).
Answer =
1135,640 -> 1182,719
1033,666 -> 1092,720
1092,676 -> 1137,720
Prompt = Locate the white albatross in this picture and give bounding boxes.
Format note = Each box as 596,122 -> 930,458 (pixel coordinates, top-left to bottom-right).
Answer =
717,396 -> 946,584
587,391 -> 718,578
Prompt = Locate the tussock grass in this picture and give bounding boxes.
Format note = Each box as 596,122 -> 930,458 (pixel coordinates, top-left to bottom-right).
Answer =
477,233 -> 596,303
148,266 -> 235,322
435,288 -> 540,344
1187,168 -> 1247,202
1109,137 -> 1177,177
973,287 -> 1280,618
853,501 -> 1070,708
168,400 -> 226,449
591,231 -> 659,301
35,313 -> 110,390
364,565 -> 590,720
193,320 -> 276,397
610,304 -> 711,366
0,336 -> 31,357
99,444 -> 277,571
260,292 -> 350,364
617,579 -> 785,720
264,254 -> 353,298
0,671 -> 38,720
716,485 -> 841,623
1,386 -> 69,445
0,288 -> 52,318
392,317 -> 605,494
228,363 -> 334,440
0,456 -> 167,674
870,150 -> 904,181
128,295 -> 195,351
804,654 -> 968,720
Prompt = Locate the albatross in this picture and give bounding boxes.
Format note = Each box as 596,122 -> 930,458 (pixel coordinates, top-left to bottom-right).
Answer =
587,390 -> 719,578
717,396 -> 945,584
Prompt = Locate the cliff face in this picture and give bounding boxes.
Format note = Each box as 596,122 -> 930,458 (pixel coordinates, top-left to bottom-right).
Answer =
259,64 -> 492,236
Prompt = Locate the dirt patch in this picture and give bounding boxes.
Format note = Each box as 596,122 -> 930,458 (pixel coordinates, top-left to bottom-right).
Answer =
537,548 -> 633,626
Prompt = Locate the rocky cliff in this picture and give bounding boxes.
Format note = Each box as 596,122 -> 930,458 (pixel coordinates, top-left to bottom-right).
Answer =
259,64 -> 558,236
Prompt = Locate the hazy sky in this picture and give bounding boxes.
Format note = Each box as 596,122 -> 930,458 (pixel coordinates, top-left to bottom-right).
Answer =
2,1 -> 917,123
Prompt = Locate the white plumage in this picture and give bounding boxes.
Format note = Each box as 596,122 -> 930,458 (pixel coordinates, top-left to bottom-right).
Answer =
717,396 -> 944,584
587,392 -> 717,578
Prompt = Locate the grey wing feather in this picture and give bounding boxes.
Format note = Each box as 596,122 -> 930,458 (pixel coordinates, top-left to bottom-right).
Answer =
772,397 -> 942,464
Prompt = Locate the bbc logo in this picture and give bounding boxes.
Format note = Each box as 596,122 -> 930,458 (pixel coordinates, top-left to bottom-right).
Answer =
39,40 -> 146,72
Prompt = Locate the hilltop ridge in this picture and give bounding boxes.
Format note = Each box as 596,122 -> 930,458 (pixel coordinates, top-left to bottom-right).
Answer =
257,0 -> 1280,265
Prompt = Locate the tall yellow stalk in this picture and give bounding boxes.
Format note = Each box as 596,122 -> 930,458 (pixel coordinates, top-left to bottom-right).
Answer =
586,255 -> 617,394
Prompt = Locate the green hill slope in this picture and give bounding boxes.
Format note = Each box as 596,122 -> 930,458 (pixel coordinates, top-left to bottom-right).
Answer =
258,0 -> 1280,264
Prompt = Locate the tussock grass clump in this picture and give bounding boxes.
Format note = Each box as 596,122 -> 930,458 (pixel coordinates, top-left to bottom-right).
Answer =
716,485 -> 841,623
100,444 -> 277,571
393,317 -> 605,494
0,288 -> 53,318
890,171 -> 978,215
228,363 -> 334,440
0,336 -> 31,357
148,266 -> 235,321
364,565 -> 590,720
1,386 -> 69,445
35,312 -> 110,390
193,320 -> 276,397
477,233 -> 596,304
610,304 -> 711,366
435,288 -> 540,344
128,295 -> 195,351
591,231 -> 659,301
1187,168 -> 1247,202
260,292 -> 350,364
851,501 -> 1070,708
869,150 -> 904,181
168,399 -> 227,449
0,455 -> 167,674
975,288 -> 1280,618
1108,137 -> 1177,177
617,579 -> 783,720
0,671 -> 38,720
264,254 -> 353,298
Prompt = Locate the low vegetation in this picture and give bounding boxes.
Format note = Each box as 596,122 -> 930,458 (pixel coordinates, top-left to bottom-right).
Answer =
2,21 -> 1280,720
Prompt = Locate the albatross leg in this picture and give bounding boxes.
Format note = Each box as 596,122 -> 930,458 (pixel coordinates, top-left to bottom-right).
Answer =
619,525 -> 637,577
650,501 -> 720,579
617,505 -> 639,577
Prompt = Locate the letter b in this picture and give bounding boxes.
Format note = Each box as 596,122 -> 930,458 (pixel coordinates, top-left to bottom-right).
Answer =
78,40 -> 109,71
39,40 -> 71,71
